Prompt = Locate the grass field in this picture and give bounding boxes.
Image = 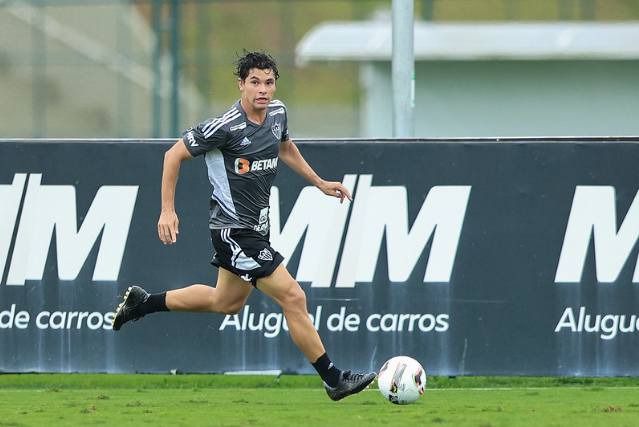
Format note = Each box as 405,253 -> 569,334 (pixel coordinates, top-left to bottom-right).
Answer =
1,374 -> 639,426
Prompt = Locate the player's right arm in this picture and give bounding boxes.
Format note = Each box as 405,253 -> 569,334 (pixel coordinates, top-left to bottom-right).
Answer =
158,139 -> 194,244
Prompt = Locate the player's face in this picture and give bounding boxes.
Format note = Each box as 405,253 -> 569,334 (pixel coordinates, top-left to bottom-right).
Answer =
239,68 -> 277,114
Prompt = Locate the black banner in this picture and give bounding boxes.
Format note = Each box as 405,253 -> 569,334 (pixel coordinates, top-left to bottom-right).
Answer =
1,138 -> 638,376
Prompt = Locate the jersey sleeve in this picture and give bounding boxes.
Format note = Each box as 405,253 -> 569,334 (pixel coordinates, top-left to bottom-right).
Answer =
182,119 -> 229,157
281,103 -> 290,142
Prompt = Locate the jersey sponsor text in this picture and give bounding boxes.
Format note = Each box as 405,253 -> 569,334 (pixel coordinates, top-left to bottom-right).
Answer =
234,157 -> 279,175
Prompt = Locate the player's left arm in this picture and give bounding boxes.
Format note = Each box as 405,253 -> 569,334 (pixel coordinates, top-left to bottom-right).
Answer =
278,139 -> 352,203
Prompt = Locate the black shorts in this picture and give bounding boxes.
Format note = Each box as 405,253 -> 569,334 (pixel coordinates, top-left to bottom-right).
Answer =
210,228 -> 284,287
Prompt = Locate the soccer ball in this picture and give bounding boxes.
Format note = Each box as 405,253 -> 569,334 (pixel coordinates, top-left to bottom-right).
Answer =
377,356 -> 426,405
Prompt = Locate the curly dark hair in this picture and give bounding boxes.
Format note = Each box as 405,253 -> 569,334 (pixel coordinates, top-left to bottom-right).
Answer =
234,49 -> 280,81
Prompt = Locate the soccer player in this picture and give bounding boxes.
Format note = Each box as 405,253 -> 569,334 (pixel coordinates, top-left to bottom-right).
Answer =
111,50 -> 376,401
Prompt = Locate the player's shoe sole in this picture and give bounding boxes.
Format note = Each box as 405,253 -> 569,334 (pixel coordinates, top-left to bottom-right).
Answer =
324,370 -> 377,401
111,286 -> 149,331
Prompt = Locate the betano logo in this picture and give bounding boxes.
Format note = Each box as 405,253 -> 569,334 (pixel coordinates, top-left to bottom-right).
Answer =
270,174 -> 472,288
0,174 -> 138,285
234,158 -> 250,174
234,157 -> 279,175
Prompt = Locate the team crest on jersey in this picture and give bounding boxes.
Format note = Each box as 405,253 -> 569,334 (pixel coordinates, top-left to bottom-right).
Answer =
258,248 -> 273,261
271,124 -> 281,140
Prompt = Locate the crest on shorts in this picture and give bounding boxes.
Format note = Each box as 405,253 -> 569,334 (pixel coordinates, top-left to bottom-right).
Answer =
258,248 -> 273,261
271,124 -> 281,140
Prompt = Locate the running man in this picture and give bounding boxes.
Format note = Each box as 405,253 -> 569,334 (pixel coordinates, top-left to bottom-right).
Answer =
111,50 -> 376,401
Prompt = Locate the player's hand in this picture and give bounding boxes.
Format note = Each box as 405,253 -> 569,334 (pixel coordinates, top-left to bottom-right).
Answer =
318,181 -> 353,203
158,210 -> 179,244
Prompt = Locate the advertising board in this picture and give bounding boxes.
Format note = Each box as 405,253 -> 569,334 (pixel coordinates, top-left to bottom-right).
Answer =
1,138 -> 638,376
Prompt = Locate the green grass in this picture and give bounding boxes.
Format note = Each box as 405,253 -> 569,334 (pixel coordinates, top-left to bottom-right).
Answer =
1,375 -> 639,426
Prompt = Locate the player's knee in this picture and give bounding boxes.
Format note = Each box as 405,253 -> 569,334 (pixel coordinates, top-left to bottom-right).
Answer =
219,301 -> 245,315
281,283 -> 307,311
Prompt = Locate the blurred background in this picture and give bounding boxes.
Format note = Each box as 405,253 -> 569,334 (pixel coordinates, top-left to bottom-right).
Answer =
1,0 -> 638,139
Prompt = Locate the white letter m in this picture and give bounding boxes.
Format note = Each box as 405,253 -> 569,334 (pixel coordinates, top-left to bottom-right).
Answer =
6,174 -> 138,285
555,186 -> 639,283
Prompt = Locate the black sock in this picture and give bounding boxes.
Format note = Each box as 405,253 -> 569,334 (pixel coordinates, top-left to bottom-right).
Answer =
312,353 -> 341,387
134,292 -> 170,317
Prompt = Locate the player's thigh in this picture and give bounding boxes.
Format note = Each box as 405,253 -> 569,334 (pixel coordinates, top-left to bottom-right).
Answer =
256,264 -> 305,308
215,267 -> 254,311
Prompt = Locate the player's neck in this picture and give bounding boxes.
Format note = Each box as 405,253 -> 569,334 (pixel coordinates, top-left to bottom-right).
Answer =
240,100 -> 267,126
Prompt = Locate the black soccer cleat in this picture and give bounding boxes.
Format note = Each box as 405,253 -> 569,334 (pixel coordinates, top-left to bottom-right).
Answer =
111,286 -> 149,331
324,370 -> 377,401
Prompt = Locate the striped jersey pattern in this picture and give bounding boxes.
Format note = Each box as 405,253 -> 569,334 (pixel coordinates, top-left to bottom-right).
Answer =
202,106 -> 242,139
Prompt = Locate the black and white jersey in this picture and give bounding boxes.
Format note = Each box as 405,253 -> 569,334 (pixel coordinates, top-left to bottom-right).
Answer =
182,99 -> 289,234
